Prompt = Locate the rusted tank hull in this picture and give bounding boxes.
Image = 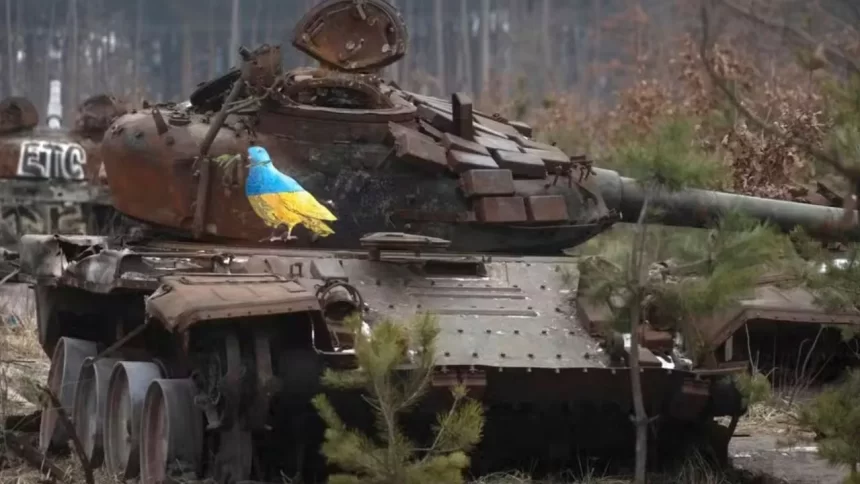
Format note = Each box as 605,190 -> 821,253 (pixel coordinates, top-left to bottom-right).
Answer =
19,233 -> 743,480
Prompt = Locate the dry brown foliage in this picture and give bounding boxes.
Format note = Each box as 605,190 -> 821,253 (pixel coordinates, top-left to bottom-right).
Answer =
511,24 -> 839,202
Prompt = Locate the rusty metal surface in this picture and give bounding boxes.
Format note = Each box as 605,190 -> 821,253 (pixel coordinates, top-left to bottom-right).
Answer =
695,282 -> 860,354
72,94 -> 128,141
291,0 -> 408,73
447,150 -> 499,172
389,123 -> 448,173
146,274 -> 321,332
491,150 -> 547,179
0,130 -> 100,182
526,195 -> 570,222
19,235 -> 610,370
442,133 -> 490,156
0,97 -> 39,134
474,196 -> 528,223
460,170 -> 515,198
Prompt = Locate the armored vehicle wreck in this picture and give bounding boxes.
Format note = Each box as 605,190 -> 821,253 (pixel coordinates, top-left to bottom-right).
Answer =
0,94 -> 123,252
16,1 -> 860,483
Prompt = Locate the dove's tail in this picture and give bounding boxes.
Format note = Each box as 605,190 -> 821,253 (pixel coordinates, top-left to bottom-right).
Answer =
300,217 -> 335,237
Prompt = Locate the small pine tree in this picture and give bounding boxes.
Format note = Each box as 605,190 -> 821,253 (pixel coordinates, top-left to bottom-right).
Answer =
578,116 -> 789,483
311,312 -> 485,484
798,369 -> 860,483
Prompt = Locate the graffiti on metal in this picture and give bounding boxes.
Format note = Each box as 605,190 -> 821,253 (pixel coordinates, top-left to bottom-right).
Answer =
17,140 -> 87,181
0,203 -> 87,244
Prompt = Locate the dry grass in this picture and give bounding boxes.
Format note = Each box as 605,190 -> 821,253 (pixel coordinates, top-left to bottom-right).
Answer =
471,454 -> 773,484
0,284 -> 48,418
0,454 -> 126,484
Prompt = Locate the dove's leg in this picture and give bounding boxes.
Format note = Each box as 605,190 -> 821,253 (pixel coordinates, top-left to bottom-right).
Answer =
258,227 -> 280,243
280,225 -> 298,241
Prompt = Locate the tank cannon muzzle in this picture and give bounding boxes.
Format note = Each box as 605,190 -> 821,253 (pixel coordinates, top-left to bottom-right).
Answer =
593,168 -> 860,241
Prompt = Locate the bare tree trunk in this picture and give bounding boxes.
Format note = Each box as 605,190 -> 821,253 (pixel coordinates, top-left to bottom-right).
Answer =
250,0 -> 262,47
589,0 -> 603,118
5,0 -> 14,96
541,0 -> 552,91
208,0 -> 217,77
434,0 -> 445,96
459,0 -> 472,93
181,22 -> 193,97
387,0 -> 400,83
265,3 -> 274,44
70,0 -> 79,110
629,198 -> 651,484
132,0 -> 141,104
480,0 -> 490,100
403,0 -> 414,90
228,0 -> 240,67
42,0 -> 57,117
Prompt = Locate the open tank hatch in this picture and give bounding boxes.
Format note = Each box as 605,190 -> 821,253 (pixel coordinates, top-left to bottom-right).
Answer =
291,0 -> 408,73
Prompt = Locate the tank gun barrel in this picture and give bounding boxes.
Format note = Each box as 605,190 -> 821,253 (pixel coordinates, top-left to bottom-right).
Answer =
594,168 -> 860,241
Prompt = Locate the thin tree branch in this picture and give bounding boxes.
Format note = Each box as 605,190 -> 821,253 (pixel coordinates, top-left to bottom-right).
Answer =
40,385 -> 94,484
699,2 -> 860,183
1,430 -> 69,482
717,0 -> 860,75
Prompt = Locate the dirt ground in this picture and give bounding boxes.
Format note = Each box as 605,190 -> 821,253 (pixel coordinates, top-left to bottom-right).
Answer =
729,433 -> 847,484
0,283 -> 850,484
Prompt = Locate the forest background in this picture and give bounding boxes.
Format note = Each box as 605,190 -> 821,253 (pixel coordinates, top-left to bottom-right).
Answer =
2,0 -> 853,202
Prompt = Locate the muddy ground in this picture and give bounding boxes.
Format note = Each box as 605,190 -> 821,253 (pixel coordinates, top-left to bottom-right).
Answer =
0,283 -> 849,484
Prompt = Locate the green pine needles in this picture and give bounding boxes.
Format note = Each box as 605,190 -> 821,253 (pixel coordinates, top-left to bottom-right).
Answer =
311,312 -> 485,484
799,369 -> 860,483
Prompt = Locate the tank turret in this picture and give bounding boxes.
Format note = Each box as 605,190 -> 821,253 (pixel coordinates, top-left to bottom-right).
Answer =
97,0 -> 856,254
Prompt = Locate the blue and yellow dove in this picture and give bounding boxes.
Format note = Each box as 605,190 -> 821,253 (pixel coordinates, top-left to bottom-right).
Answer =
241,145 -> 337,241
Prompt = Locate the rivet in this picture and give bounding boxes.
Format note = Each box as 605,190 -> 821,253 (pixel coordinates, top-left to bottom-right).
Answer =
444,352 -> 450,357
556,354 -> 562,359
513,284 -> 519,288
527,353 -> 534,359
500,352 -> 506,358
417,304 -> 422,309
457,329 -> 463,334
541,330 -> 548,335
388,304 -> 394,309
514,330 -> 520,335
540,285 -> 547,290
485,329 -> 491,334
527,306 -> 533,310
472,352 -> 478,357
555,307 -> 562,313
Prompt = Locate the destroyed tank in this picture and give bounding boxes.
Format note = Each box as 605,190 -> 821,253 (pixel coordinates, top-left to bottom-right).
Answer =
14,1 -> 860,483
0,95 -> 121,254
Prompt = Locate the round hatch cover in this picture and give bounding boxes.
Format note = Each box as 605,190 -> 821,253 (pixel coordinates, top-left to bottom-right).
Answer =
291,0 -> 408,73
